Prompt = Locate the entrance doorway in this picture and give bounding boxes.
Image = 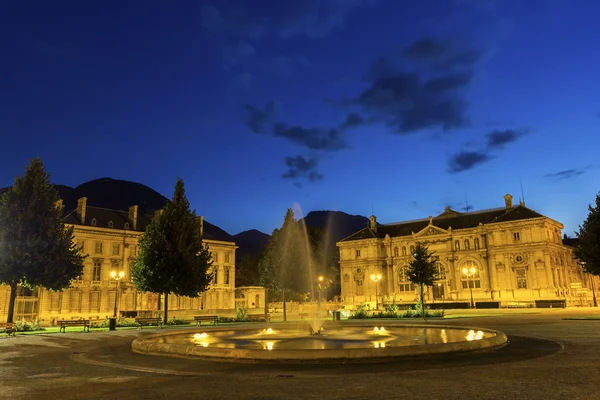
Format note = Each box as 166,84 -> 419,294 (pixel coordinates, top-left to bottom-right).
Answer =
433,283 -> 445,301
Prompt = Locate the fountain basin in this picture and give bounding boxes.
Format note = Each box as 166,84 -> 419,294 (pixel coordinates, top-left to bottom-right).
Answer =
132,323 -> 507,363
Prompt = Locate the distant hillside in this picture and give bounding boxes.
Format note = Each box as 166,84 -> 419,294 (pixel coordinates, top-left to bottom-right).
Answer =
233,229 -> 270,260
301,210 -> 370,245
0,177 -> 234,242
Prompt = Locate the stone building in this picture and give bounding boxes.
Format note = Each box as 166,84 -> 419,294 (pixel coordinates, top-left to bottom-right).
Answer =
0,197 -> 237,323
337,194 -> 599,307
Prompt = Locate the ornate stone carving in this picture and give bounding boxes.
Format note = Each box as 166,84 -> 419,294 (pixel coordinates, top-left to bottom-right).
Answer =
509,253 -> 529,265
496,262 -> 505,271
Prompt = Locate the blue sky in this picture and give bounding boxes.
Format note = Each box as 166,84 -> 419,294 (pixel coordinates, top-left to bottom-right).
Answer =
1,0 -> 598,235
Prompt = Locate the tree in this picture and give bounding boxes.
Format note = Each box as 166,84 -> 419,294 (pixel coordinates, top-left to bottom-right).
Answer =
406,242 -> 437,318
131,178 -> 212,324
574,192 -> 600,276
236,254 -> 261,287
0,157 -> 86,323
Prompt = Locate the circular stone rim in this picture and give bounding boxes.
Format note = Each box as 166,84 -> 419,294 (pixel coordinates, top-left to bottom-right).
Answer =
131,323 -> 508,362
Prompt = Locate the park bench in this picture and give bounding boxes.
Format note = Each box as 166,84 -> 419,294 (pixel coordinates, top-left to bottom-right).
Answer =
193,315 -> 218,326
0,322 -> 16,336
57,319 -> 90,333
135,317 -> 162,329
247,314 -> 270,322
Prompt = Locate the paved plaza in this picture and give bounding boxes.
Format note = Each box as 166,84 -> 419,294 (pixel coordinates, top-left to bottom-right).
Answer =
1,308 -> 599,400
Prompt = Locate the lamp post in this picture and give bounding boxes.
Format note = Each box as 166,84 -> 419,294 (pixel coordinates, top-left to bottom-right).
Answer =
317,276 -> 324,316
370,273 -> 382,310
110,270 -> 125,318
462,267 -> 477,308
581,262 -> 598,307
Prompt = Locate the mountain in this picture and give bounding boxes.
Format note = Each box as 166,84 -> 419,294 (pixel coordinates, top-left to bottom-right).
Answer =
233,229 -> 271,260
301,210 -> 370,245
0,177 -> 234,242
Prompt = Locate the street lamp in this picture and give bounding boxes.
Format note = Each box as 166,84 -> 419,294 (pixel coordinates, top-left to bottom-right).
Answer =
581,262 -> 598,307
110,270 -> 125,318
462,267 -> 477,308
370,273 -> 382,310
317,276 -> 324,315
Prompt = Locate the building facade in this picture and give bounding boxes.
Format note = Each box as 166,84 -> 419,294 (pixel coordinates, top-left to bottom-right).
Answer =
0,197 -> 238,323
337,194 -> 599,307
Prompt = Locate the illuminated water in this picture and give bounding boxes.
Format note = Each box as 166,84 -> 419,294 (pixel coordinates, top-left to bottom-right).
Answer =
150,326 -> 494,351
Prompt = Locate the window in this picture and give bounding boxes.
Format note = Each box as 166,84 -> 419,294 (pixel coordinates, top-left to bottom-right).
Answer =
224,269 -> 230,285
435,263 -> 446,280
94,242 -> 103,254
50,292 -> 62,311
213,270 -> 218,285
91,218 -> 97,226
410,245 -> 415,255
112,243 -> 120,256
90,291 -> 100,311
461,261 -> 481,289
130,245 -> 136,257
393,247 -> 399,257
108,221 -> 114,228
124,222 -> 129,230
464,239 -> 470,250
513,232 -> 521,242
92,260 -> 102,281
398,266 -> 413,292
70,291 -> 82,312
355,249 -> 361,258
516,269 -> 527,289
455,240 -> 460,251
225,253 -> 230,263
355,279 -> 363,295
213,252 -> 218,263
474,238 -> 480,249
343,274 -> 350,283
402,246 -> 407,256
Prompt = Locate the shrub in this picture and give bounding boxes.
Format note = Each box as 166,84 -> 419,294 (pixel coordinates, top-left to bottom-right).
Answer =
236,303 -> 248,321
349,303 -> 370,319
166,318 -> 189,325
15,319 -> 45,332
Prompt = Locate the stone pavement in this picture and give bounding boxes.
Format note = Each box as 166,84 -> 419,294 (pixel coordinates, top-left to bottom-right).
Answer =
1,308 -> 599,400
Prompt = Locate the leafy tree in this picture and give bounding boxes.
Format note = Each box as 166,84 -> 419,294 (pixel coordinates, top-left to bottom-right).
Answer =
0,158 -> 85,323
406,242 -> 437,318
131,178 -> 212,324
574,192 -> 600,276
236,254 -> 261,287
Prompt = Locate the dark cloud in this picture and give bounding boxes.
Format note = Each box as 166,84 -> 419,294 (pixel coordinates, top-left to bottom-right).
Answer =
485,128 -> 527,149
351,38 -> 483,134
339,112 -> 366,131
447,150 -> 492,173
282,155 -> 324,184
200,1 -> 374,39
273,123 -> 347,151
244,102 -> 277,134
544,168 -> 587,181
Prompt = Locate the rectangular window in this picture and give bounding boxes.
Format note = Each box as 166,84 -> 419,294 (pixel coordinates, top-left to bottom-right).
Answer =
70,291 -> 82,312
94,242 -> 103,254
355,249 -> 361,258
112,243 -> 120,256
398,283 -> 413,292
90,291 -> 100,311
513,232 -> 521,242
130,245 -> 136,257
516,269 -> 527,289
50,292 -> 62,311
225,253 -> 230,263
224,269 -> 230,285
111,260 -> 120,275
92,260 -> 102,281
213,270 -> 218,285
356,279 -> 363,295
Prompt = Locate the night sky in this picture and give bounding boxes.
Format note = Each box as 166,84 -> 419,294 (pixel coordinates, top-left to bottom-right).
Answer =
1,0 -> 598,236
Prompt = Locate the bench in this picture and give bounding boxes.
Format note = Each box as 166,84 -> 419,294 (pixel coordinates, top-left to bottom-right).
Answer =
57,320 -> 90,333
247,314 -> 270,322
193,316 -> 218,326
135,317 -> 162,329
0,322 -> 16,336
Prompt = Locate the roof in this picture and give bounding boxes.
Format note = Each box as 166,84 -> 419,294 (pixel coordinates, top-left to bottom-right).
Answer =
562,237 -> 579,248
339,205 -> 546,242
63,206 -> 222,241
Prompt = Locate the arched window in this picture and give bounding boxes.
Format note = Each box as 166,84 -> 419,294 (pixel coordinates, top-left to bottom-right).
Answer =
108,221 -> 114,228
91,218 -> 97,226
393,247 -> 399,257
474,238 -> 480,249
455,240 -> 460,251
464,239 -> 470,250
435,263 -> 446,280
402,246 -> 407,256
410,245 -> 415,255
398,266 -> 413,292
461,260 -> 481,289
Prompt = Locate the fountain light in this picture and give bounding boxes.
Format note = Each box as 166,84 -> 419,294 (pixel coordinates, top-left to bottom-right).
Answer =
466,330 -> 484,341
266,342 -> 274,351
193,332 -> 208,340
266,328 -> 273,334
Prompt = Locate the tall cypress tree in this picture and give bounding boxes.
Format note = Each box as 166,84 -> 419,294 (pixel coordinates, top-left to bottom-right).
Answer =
406,242 -> 437,318
0,157 -> 85,323
574,192 -> 600,276
131,178 -> 212,324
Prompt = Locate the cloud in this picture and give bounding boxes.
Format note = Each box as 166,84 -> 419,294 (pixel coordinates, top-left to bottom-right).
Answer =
200,1 -> 373,39
339,112 -> 366,131
272,123 -> 347,151
544,168 -> 588,181
447,150 -> 492,173
485,128 -> 527,149
282,155 -> 324,184
244,102 -> 277,134
350,38 -> 483,134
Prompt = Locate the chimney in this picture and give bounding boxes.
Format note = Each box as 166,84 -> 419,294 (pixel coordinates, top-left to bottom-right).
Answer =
154,209 -> 163,221
504,194 -> 513,209
369,215 -> 377,233
199,216 -> 204,237
77,197 -> 87,224
128,205 -> 138,230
